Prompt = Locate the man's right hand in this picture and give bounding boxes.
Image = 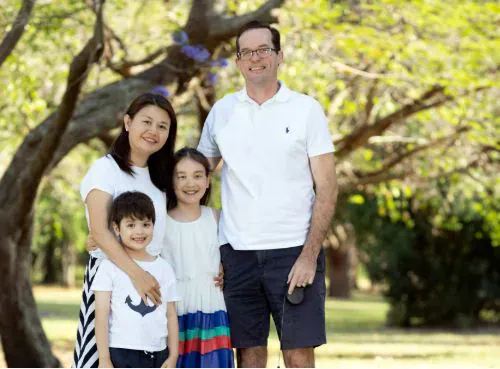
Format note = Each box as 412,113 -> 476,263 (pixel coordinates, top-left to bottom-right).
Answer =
132,269 -> 162,305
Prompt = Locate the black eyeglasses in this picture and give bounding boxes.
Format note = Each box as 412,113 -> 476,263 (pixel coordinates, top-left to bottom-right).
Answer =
237,47 -> 278,61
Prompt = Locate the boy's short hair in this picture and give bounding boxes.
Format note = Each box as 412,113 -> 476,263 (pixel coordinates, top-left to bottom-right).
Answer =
110,191 -> 156,227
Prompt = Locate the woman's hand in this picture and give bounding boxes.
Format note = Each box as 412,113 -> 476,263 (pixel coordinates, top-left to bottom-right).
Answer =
86,234 -> 99,252
132,269 -> 162,305
214,263 -> 224,290
98,357 -> 114,368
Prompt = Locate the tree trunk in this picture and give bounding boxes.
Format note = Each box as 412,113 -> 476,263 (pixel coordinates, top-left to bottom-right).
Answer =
42,238 -> 58,284
61,240 -> 76,287
0,2 -> 106,365
326,247 -> 352,298
0,213 -> 60,367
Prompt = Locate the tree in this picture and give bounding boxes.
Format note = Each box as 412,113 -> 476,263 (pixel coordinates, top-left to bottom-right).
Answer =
0,0 -> 105,365
0,0 -> 283,366
0,0 -> 36,68
273,0 -> 498,296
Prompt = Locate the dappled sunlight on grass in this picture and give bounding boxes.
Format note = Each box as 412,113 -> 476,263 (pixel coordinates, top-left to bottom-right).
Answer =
1,286 -> 499,368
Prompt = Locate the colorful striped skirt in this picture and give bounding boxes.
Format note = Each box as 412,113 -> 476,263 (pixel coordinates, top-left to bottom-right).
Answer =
176,278 -> 234,367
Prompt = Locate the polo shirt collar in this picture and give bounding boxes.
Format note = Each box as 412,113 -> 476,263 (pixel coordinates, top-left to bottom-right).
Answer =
236,81 -> 292,104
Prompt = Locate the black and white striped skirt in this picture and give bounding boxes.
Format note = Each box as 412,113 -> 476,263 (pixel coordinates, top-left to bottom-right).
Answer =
72,256 -> 102,368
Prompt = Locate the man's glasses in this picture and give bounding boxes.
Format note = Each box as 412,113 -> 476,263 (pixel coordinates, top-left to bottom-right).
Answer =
237,47 -> 277,61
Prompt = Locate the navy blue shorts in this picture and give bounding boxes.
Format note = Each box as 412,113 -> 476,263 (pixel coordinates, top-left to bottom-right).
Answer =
109,347 -> 168,368
220,244 -> 326,350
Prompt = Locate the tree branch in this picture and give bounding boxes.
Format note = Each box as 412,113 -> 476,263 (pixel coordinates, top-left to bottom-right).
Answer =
210,0 -> 283,41
0,0 -> 106,221
335,85 -> 448,159
358,126 -> 470,179
0,0 -> 36,68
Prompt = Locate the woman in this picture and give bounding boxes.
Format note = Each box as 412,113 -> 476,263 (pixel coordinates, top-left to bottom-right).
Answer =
72,92 -> 177,368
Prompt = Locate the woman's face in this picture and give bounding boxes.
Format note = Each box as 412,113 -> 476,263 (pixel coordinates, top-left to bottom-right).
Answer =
125,105 -> 171,160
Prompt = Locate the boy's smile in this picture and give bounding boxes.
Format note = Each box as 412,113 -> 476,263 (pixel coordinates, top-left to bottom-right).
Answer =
114,216 -> 154,252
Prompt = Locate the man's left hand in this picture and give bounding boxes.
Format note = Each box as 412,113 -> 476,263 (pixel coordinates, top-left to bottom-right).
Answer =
287,248 -> 317,295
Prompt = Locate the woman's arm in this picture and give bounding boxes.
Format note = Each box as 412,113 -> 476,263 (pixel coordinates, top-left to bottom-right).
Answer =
95,291 -> 114,368
162,302 -> 179,368
87,189 -> 161,304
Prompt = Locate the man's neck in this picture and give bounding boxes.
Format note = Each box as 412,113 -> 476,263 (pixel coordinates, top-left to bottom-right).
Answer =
246,80 -> 280,105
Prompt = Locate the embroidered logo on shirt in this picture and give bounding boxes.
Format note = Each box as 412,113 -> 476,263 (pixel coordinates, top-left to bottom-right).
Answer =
125,295 -> 157,317
286,127 -> 290,134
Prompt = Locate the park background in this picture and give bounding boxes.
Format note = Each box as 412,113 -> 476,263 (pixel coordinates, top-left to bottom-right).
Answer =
0,0 -> 498,367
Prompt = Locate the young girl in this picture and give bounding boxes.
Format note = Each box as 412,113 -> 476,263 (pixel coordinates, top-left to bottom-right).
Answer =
162,148 -> 234,368
73,92 -> 178,368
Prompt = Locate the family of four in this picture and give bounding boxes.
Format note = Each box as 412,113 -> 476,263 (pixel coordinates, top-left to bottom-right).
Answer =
72,21 -> 338,369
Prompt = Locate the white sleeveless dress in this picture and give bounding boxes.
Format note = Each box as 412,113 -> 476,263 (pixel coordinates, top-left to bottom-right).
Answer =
163,206 -> 234,367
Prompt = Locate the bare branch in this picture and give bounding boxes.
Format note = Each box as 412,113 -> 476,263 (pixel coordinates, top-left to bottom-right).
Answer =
210,0 -> 283,41
335,85 -> 448,159
0,0 -> 36,68
359,127 -> 470,179
107,47 -> 167,77
0,0 -> 106,220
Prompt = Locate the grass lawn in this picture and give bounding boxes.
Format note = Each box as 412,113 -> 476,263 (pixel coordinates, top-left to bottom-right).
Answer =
1,286 -> 499,368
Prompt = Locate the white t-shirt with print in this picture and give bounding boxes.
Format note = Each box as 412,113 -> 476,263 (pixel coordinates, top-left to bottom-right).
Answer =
80,155 -> 167,258
92,257 -> 180,352
198,82 -> 334,251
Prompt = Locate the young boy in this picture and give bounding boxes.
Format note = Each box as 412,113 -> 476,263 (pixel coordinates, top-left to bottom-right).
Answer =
92,191 -> 180,368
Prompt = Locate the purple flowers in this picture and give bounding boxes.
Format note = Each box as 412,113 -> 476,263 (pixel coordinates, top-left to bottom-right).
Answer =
207,72 -> 218,85
210,58 -> 228,68
151,86 -> 170,97
172,31 -> 189,44
181,45 -> 211,62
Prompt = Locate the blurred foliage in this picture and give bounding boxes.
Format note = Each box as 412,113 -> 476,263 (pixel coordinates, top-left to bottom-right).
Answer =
343,191 -> 500,327
0,0 -> 498,291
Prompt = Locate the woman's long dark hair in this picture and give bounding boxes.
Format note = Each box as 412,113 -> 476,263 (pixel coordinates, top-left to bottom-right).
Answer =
167,148 -> 211,210
109,93 -> 177,192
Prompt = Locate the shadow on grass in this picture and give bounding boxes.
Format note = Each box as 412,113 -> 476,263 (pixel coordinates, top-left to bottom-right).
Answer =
316,351 -> 455,360
37,302 -> 80,320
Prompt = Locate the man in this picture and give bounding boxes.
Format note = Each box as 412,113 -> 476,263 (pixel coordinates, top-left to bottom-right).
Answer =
197,21 -> 338,368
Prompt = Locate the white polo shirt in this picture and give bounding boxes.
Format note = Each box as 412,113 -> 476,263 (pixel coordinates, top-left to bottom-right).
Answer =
198,82 -> 334,251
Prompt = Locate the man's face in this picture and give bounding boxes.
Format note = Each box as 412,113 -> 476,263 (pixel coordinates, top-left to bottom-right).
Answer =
236,28 -> 283,87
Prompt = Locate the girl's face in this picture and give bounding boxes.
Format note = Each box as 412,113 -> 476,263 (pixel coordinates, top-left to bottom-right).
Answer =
173,158 -> 210,206
124,105 -> 171,161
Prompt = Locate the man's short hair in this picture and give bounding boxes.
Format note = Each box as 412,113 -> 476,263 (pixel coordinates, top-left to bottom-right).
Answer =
236,21 -> 281,53
110,191 -> 156,226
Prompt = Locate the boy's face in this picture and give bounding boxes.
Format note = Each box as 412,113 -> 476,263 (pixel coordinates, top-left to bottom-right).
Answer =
113,216 -> 154,251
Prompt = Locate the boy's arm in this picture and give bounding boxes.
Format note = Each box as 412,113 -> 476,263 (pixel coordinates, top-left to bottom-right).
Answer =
162,302 -> 179,368
95,291 -> 114,368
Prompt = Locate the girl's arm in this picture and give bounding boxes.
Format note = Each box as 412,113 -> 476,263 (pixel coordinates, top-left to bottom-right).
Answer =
162,302 -> 179,368
95,291 -> 113,368
87,189 -> 161,304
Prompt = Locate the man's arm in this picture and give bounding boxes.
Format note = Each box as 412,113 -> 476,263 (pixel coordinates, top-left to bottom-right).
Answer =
206,156 -> 222,171
287,152 -> 338,294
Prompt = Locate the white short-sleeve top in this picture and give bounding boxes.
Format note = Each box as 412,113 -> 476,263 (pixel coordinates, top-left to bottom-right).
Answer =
80,155 -> 167,258
198,82 -> 334,251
